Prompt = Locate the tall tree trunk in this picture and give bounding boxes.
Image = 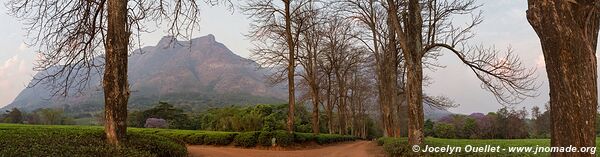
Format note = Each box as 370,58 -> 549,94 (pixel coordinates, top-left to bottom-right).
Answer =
284,0 -> 296,133
337,76 -> 347,134
326,75 -> 335,134
104,0 -> 130,145
405,0 -> 425,145
527,1 -> 599,157
311,84 -> 320,134
406,59 -> 424,145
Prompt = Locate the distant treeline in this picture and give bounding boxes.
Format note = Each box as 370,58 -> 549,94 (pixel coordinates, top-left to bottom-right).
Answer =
425,106 -> 600,139
125,102 -> 381,139
0,108 -> 74,125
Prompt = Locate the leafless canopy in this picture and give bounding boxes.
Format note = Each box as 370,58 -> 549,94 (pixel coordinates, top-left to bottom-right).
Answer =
243,0 -> 314,85
6,0 -> 229,97
415,0 -> 538,104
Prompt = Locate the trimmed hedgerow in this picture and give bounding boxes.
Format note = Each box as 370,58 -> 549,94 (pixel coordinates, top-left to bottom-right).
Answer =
234,131 -> 261,147
293,132 -> 315,143
203,132 -> 239,145
273,130 -> 294,146
257,131 -> 274,146
0,124 -> 187,157
315,134 -> 358,144
132,128 -> 358,148
185,133 -> 206,145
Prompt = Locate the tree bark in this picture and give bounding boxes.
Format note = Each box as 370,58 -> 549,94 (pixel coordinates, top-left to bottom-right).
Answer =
526,1 -> 599,156
326,74 -> 335,134
104,0 -> 130,145
283,0 -> 296,133
310,83 -> 320,134
406,57 -> 424,145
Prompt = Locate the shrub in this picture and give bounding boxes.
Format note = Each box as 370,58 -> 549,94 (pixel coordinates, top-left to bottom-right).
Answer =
382,140 -> 416,157
315,134 -> 357,144
257,131 -> 274,146
203,132 -> 238,145
0,124 -> 187,157
185,133 -> 206,145
273,130 -> 294,146
234,131 -> 260,147
293,132 -> 314,143
125,133 -> 188,157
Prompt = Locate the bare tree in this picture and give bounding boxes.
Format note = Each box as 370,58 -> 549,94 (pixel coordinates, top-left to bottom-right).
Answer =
244,0 -> 312,133
7,0 -> 218,144
385,0 -> 538,145
295,3 -> 324,134
339,0 -> 400,137
527,1 -> 599,157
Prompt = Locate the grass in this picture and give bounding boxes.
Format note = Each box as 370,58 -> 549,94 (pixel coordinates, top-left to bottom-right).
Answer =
377,137 -> 600,157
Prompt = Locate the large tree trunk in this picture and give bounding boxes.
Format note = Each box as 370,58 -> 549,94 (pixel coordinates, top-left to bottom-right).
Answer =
284,0 -> 296,133
406,59 -> 424,145
326,75 -> 335,134
405,0 -> 425,145
310,84 -> 320,134
526,1 -> 599,157
337,75 -> 347,134
104,0 -> 130,145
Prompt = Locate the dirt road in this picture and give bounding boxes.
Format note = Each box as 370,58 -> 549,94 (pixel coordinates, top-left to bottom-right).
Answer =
187,141 -> 386,157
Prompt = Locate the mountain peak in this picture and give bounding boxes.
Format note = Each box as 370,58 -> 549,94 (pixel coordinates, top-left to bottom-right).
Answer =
157,36 -> 178,48
205,34 -> 215,41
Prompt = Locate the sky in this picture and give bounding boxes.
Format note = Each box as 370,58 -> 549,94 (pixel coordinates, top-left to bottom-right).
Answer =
0,1 -> 567,114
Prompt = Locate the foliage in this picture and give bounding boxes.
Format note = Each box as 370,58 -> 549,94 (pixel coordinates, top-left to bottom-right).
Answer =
433,123 -> 456,138
234,131 -> 261,147
424,119 -> 434,137
129,102 -> 195,129
315,134 -> 358,144
2,108 -> 23,124
0,124 -> 186,157
144,118 -> 168,128
133,128 -> 357,147
257,131 -> 275,146
197,104 -> 311,132
273,130 -> 294,146
432,107 -> 530,139
203,132 -> 238,145
293,132 -> 315,143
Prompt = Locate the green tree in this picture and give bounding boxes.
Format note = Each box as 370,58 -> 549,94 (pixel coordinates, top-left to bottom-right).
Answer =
140,102 -> 192,129
5,108 -> 23,124
424,119 -> 434,137
463,118 -> 478,138
433,123 -> 456,138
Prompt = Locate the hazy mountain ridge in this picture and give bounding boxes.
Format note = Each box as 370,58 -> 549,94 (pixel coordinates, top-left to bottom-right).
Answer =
4,35 -> 286,112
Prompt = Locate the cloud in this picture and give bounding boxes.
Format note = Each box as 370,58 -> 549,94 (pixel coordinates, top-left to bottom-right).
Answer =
0,55 -> 33,107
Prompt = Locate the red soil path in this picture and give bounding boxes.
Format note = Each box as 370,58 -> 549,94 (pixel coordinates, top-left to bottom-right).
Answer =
187,141 -> 386,157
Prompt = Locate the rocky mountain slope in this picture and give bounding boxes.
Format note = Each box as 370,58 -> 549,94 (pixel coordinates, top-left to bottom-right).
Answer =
4,35 -> 286,112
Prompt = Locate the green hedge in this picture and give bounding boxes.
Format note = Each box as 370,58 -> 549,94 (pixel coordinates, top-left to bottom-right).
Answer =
273,130 -> 294,146
135,128 -> 358,147
315,134 -> 358,144
234,131 -> 260,147
257,131 -> 274,146
0,124 -> 187,157
203,132 -> 239,145
293,132 -> 315,143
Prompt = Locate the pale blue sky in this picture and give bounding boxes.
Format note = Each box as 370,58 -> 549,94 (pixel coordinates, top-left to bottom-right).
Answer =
0,1 -> 559,114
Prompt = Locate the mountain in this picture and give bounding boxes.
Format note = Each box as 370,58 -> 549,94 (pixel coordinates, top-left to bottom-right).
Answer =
4,35 -> 286,113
